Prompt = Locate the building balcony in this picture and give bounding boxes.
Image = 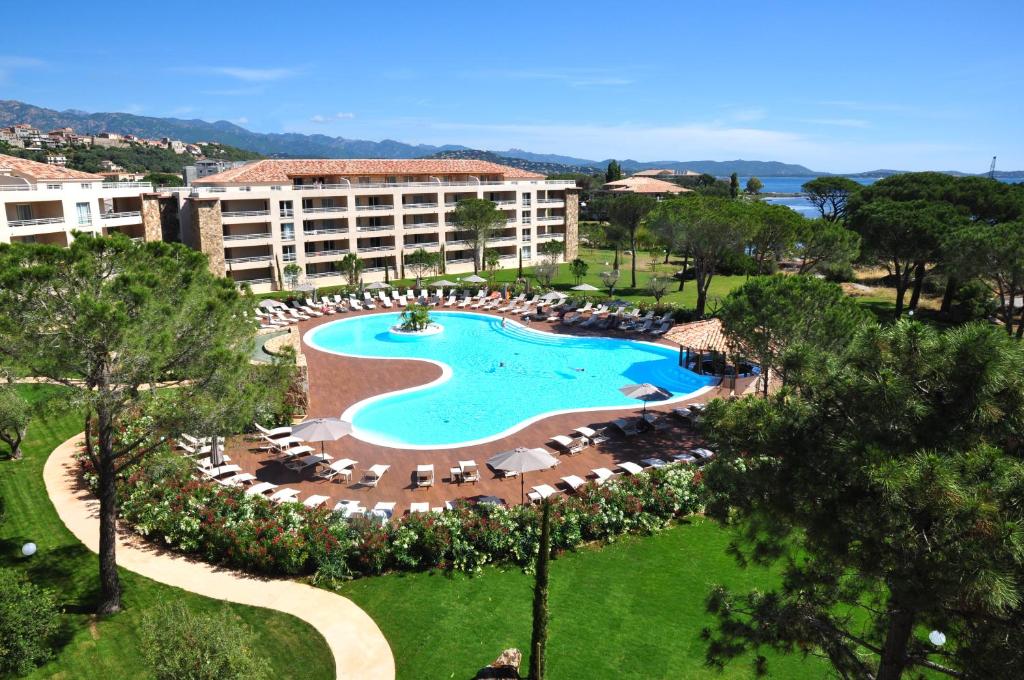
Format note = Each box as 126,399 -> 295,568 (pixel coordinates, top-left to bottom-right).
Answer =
223,232 -> 272,242
282,253 -> 296,262
302,228 -> 349,237
279,209 -> 294,218
492,200 -> 516,207
536,233 -> 563,240
445,239 -> 470,246
403,221 -> 439,230
401,202 -> 439,210
234,277 -> 273,287
101,210 -> 142,222
355,204 -> 394,212
357,224 -> 394,232
537,198 -> 564,205
536,215 -> 564,223
488,235 -> 517,243
307,270 -> 344,279
302,206 -> 347,214
222,209 -> 270,219
499,253 -> 517,260
357,245 -> 395,253
7,216 -> 66,229
225,255 -> 273,268
404,241 -> 440,249
446,257 -> 474,264
101,181 -> 153,190
305,249 -> 350,259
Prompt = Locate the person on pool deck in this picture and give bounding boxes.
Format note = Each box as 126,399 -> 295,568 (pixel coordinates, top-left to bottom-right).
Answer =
501,316 -> 506,328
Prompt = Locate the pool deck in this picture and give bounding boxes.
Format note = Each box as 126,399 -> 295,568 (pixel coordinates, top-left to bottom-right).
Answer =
226,307 -> 751,512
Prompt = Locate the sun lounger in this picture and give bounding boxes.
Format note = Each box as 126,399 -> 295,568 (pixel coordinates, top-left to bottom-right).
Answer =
348,295 -> 363,310
642,457 -> 668,468
275,444 -> 315,461
361,463 -> 390,487
444,294 -> 457,306
550,434 -> 587,455
611,418 -> 643,437
195,454 -> 232,468
560,475 -> 587,492
179,442 -> 212,456
458,460 -> 479,484
649,321 -> 672,336
643,413 -> 672,432
334,500 -> 365,518
671,452 -> 698,464
371,501 -> 397,522
528,484 -> 558,502
316,458 -> 357,482
691,448 -> 716,461
574,426 -> 609,445
244,481 -> 278,496
214,472 -> 256,487
255,422 -> 292,440
180,433 -> 225,448
358,292 -> 374,309
415,464 -> 435,487
198,464 -> 242,479
591,468 -> 615,485
285,453 -> 332,472
618,461 -> 644,475
409,501 -> 430,514
302,494 -> 330,509
269,487 -> 301,504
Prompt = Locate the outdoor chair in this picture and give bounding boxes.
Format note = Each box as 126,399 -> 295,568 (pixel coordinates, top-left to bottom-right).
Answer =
416,464 -> 435,487
361,463 -> 390,487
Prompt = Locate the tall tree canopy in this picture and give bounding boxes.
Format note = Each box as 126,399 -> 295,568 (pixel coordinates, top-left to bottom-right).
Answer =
604,160 -> 623,183
673,196 -> 753,315
792,218 -> 861,275
802,176 -> 863,222
702,320 -> 1024,680
451,197 -> 506,273
746,201 -> 804,274
718,275 -> 868,392
607,193 -> 657,288
0,235 -> 292,614
403,248 -> 439,287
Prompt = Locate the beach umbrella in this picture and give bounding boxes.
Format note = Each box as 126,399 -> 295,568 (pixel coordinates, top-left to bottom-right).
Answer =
258,299 -> 287,310
462,274 -> 487,284
571,283 -> 599,291
487,447 -> 559,504
364,281 -> 390,290
209,436 -> 225,467
291,417 -> 353,455
540,291 -> 567,301
429,279 -> 459,288
619,383 -> 673,414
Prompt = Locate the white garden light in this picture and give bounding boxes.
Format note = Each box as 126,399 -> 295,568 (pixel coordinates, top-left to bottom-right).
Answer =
21,542 -> 37,557
928,630 -> 946,646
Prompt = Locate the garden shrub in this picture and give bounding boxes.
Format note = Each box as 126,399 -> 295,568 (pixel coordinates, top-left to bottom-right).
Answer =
953,278 -> 999,322
138,601 -> 272,680
105,448 -> 705,580
0,569 -> 60,676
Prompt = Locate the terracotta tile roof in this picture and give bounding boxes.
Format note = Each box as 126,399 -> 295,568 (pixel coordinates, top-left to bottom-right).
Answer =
194,158 -> 545,184
632,168 -> 676,177
663,318 -> 733,353
0,153 -> 104,181
602,176 -> 692,194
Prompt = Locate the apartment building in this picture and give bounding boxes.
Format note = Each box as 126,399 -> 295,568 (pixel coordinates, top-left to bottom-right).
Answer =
0,153 -> 151,246
172,158 -> 579,292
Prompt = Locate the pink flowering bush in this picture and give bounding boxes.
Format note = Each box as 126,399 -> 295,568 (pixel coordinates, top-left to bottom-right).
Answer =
99,449 -> 704,580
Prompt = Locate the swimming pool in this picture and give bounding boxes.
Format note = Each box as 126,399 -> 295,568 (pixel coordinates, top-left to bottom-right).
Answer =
305,312 -> 716,449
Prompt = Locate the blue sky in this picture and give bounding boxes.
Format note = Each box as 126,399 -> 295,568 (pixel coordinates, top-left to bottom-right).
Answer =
2,0 -> 1022,172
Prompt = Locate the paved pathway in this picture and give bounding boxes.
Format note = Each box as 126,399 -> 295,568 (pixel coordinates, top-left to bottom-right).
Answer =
43,433 -> 395,680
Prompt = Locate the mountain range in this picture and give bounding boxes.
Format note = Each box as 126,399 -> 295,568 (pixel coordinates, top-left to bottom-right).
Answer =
2,100 -> 1019,178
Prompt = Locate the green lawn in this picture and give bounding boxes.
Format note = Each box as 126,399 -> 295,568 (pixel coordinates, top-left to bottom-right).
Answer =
335,519 -> 826,680
0,385 -> 334,680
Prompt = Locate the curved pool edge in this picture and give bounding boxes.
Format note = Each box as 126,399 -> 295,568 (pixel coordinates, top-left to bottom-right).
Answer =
303,311 -> 718,451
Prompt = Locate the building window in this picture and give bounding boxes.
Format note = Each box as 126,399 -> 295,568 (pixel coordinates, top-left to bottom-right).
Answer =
81,183 -> 92,189
521,246 -> 532,260
76,202 -> 92,225
282,245 -> 296,262
522,192 -> 531,206
281,222 -> 295,241
15,205 -> 32,221
302,198 -> 313,209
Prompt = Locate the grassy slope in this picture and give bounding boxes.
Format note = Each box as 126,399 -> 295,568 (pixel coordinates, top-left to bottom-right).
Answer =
0,385 -> 334,680
337,519 -> 826,680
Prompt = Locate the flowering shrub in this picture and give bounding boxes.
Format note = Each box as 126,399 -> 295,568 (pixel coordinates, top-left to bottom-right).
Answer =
99,449 -> 705,581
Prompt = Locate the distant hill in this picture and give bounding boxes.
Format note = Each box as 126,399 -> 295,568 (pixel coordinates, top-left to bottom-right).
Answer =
426,149 -> 599,175
0,100 -> 469,159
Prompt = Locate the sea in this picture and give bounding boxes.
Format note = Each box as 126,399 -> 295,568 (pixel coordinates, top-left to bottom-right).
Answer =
745,176 -> 1023,217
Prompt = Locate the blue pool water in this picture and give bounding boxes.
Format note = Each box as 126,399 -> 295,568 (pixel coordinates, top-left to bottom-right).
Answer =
306,312 -> 716,448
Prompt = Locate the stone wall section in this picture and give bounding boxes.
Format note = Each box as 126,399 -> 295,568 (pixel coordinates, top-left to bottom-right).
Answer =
563,187 -> 580,260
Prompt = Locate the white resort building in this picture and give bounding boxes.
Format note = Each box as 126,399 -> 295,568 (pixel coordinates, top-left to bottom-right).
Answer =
176,159 -> 579,291
0,154 -> 150,246
0,155 -> 579,292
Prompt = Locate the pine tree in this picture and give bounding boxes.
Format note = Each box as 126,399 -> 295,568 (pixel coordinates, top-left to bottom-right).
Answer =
729,172 -> 740,199
605,160 -> 622,183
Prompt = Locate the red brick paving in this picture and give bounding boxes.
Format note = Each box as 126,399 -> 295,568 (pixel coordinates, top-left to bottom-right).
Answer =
224,306 -> 750,513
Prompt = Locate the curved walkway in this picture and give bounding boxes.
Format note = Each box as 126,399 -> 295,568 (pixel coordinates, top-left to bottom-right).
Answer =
43,433 -> 395,680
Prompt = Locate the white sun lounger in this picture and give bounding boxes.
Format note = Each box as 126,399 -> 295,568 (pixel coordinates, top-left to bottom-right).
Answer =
458,460 -> 479,484
244,481 -> 278,496
416,464 -> 435,487
409,501 -> 430,514
275,444 -> 315,461
348,295 -> 363,310
550,434 -> 587,455
334,500 -> 365,517
195,454 -> 232,468
303,494 -> 330,509
574,426 -> 609,445
612,418 -> 643,437
618,461 -> 644,475
591,468 -> 615,485
691,448 -> 716,461
642,457 -> 668,468
269,487 -> 301,504
371,501 -> 397,522
198,464 -> 242,479
560,475 -> 587,491
671,452 -> 698,464
214,472 -> 257,487
285,453 -> 333,472
255,423 -> 292,440
527,484 -> 558,503
316,458 -> 357,481
378,291 -> 393,307
361,463 -> 390,487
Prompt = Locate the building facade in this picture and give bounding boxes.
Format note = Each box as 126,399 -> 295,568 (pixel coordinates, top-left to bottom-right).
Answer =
0,154 -> 151,246
172,158 -> 579,292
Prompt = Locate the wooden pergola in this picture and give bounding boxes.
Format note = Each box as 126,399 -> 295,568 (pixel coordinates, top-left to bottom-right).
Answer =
664,318 -> 746,381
